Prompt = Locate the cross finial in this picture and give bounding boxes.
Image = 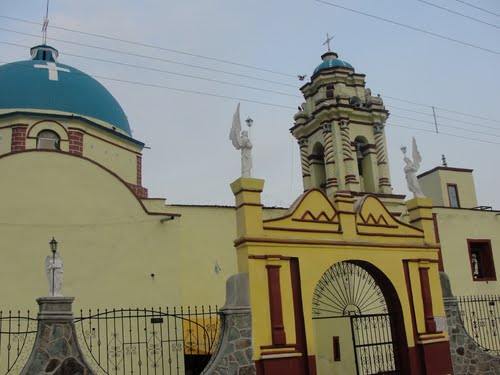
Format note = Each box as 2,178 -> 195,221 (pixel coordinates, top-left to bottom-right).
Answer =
323,33 -> 334,52
42,0 -> 50,44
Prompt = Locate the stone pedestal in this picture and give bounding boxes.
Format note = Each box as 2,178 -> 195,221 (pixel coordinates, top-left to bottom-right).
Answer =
20,297 -> 95,375
202,273 -> 255,375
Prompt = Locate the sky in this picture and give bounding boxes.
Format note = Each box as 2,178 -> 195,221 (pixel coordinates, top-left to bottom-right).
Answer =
1,0 -> 499,207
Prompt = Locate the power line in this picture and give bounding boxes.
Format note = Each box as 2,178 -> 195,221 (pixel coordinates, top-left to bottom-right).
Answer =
382,95 -> 500,124
390,114 -> 500,138
389,122 -> 500,145
0,27 -> 298,89
3,20 -> 500,126
450,0 -> 500,18
416,0 -> 500,30
0,41 -> 301,99
0,59 -> 297,110
0,15 -> 297,78
314,0 -> 500,56
389,105 -> 500,131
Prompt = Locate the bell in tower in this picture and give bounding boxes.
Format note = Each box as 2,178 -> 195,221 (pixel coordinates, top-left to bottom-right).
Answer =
292,45 -> 392,200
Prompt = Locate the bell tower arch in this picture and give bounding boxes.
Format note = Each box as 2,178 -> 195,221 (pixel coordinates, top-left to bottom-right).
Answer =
292,51 -> 392,198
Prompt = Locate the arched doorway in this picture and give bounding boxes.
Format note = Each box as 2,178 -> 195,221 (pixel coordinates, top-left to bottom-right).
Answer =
312,261 -> 407,375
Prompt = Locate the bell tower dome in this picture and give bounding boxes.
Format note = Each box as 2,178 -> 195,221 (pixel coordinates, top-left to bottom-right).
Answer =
292,50 -> 392,199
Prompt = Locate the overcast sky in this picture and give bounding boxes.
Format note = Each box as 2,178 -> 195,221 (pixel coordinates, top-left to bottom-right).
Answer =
1,0 -> 499,207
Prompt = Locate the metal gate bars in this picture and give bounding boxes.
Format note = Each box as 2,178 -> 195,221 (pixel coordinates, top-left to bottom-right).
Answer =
75,306 -> 220,375
350,314 -> 399,375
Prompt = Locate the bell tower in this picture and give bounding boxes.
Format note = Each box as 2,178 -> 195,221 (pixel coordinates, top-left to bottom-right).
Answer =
292,50 -> 392,198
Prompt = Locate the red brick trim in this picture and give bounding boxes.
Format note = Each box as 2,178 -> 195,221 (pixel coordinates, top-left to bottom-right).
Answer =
126,182 -> 149,199
10,125 -> 28,152
68,129 -> 84,156
136,155 -> 142,186
418,267 -> 437,333
266,265 -> 286,345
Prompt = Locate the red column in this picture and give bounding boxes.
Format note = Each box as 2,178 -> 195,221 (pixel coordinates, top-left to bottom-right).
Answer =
11,125 -> 28,152
68,130 -> 84,156
419,267 -> 436,333
266,265 -> 286,345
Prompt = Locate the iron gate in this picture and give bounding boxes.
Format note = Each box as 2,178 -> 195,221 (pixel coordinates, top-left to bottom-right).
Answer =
75,306 -> 220,375
350,313 -> 399,375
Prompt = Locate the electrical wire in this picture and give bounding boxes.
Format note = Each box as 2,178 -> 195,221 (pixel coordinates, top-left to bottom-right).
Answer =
388,122 -> 500,145
416,0 -> 500,30
314,0 -> 500,56
0,41 -> 301,99
2,21 -> 499,126
0,15 -> 297,78
390,114 -> 500,138
0,27 -> 298,88
450,0 -> 500,18
0,59 -> 297,110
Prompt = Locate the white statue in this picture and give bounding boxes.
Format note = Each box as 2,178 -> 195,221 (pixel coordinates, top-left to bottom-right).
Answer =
45,250 -> 63,297
471,253 -> 479,278
229,103 -> 253,178
401,137 -> 425,198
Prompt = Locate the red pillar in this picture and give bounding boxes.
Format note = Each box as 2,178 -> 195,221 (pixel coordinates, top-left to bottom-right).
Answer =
266,265 -> 286,345
11,125 -> 28,152
68,129 -> 84,156
419,267 -> 437,333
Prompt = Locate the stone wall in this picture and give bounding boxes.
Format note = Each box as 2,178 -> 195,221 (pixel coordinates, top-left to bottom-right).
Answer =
441,273 -> 500,375
202,273 -> 255,375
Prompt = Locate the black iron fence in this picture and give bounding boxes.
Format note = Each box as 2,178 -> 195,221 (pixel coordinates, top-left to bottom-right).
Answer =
457,295 -> 500,355
75,306 -> 220,375
0,306 -> 220,375
0,311 -> 38,375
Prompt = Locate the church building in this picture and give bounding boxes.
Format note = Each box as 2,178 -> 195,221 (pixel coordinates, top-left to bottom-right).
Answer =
0,43 -> 498,375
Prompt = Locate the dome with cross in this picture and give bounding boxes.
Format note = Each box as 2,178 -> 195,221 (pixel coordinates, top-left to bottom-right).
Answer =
313,51 -> 353,75
0,45 -> 132,136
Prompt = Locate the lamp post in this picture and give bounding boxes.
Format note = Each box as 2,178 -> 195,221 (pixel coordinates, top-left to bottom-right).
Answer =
49,237 -> 58,296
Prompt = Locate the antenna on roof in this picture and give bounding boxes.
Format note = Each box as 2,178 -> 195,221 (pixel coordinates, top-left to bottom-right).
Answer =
42,0 -> 50,45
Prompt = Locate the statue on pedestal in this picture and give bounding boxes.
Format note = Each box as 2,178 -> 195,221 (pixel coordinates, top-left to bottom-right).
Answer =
45,242 -> 63,297
401,137 -> 425,198
229,103 -> 253,178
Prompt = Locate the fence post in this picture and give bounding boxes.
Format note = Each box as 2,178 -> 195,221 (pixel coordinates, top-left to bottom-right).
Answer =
20,296 -> 96,375
202,273 -> 255,375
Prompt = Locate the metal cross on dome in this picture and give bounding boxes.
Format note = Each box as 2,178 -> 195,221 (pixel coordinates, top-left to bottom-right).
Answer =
323,33 -> 334,52
34,62 -> 70,81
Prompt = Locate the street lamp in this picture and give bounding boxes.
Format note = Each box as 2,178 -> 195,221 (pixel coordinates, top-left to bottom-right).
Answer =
49,237 -> 58,254
49,237 -> 58,296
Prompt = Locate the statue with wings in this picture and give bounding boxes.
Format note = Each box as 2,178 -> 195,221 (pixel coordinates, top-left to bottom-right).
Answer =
401,137 -> 425,198
229,103 -> 253,178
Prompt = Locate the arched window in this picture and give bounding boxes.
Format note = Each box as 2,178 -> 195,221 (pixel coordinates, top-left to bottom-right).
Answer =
311,142 -> 326,191
37,130 -> 61,150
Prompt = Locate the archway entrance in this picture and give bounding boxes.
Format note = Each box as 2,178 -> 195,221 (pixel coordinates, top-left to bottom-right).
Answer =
312,261 -> 405,375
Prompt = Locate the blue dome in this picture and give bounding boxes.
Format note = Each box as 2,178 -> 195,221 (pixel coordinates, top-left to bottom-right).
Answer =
0,45 -> 132,136
313,52 -> 353,74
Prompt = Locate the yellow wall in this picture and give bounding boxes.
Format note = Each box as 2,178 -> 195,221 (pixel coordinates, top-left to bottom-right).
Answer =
435,207 -> 500,295
419,168 -> 477,208
0,127 -> 11,155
